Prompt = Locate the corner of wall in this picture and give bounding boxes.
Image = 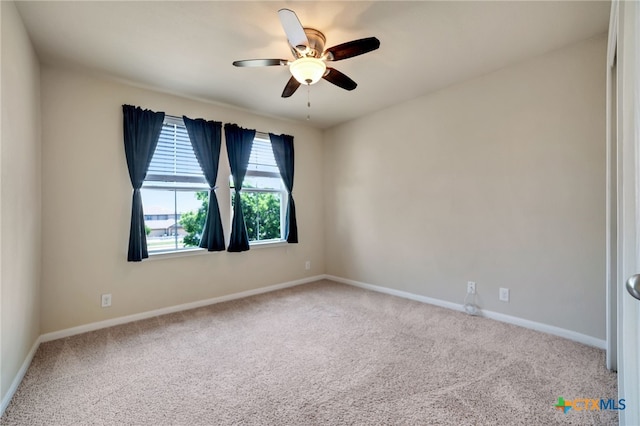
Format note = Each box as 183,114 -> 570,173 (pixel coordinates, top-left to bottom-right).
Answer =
1,0 -> 43,414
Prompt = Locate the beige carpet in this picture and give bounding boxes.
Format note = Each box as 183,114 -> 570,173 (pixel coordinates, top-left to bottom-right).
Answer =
2,280 -> 617,425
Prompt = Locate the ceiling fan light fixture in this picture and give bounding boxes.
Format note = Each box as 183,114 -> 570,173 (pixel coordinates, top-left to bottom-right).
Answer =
289,57 -> 326,85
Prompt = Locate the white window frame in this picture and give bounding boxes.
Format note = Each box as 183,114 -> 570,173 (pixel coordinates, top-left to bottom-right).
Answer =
143,116 -> 209,255
231,133 -> 288,245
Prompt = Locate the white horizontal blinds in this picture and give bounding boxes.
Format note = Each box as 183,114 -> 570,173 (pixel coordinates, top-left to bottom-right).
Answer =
247,136 -> 279,175
146,117 -> 206,185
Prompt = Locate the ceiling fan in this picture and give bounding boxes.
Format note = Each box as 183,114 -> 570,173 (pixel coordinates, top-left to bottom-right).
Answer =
233,9 -> 380,98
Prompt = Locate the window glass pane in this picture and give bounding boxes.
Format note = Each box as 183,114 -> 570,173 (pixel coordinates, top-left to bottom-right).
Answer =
142,189 -> 207,252
229,136 -> 286,245
147,121 -> 205,183
247,137 -> 279,175
177,190 -> 209,249
144,181 -> 208,191
243,175 -> 283,190
232,190 -> 282,242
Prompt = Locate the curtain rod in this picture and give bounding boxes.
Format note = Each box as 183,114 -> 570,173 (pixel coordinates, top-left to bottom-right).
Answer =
166,114 -> 270,139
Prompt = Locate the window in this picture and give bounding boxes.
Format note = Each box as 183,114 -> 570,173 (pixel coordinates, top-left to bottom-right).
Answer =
231,135 -> 287,244
142,116 -> 208,253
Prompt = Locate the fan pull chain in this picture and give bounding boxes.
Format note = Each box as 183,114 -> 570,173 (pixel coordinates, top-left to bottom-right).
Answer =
306,84 -> 311,121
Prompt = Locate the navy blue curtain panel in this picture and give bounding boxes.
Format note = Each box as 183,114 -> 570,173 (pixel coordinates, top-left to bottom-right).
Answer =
183,116 -> 225,251
224,123 -> 255,252
269,133 -> 298,243
122,105 -> 165,261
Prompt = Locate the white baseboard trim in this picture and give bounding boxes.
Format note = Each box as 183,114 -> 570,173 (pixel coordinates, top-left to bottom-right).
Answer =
326,275 -> 606,349
1,335 -> 42,416
40,275 -> 325,342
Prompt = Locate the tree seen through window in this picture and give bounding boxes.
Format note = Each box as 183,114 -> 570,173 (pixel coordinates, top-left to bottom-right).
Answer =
180,189 -> 281,246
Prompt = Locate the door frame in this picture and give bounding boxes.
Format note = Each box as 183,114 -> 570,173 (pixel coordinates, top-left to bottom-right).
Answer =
609,1 -> 640,424
606,0 -> 618,372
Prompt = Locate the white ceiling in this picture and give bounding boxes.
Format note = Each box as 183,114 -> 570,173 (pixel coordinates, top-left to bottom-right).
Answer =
15,1 -> 610,129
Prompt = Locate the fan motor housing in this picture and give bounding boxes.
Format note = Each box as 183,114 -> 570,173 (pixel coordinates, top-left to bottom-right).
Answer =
294,28 -> 326,58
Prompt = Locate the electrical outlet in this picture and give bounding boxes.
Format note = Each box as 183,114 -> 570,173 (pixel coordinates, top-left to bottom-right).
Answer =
499,288 -> 509,302
305,260 -> 311,270
101,293 -> 112,308
467,281 -> 476,294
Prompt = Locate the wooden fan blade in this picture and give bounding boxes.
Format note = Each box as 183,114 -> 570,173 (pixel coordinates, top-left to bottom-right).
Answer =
278,9 -> 309,51
323,68 -> 357,91
324,37 -> 380,61
282,76 -> 301,98
233,59 -> 288,67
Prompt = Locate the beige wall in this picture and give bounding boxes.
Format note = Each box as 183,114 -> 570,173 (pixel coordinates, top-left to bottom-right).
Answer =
324,36 -> 607,339
40,67 -> 324,334
1,1 -> 42,402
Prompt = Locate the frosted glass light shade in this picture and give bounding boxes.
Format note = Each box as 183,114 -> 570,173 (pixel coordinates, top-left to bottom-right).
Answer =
289,57 -> 326,85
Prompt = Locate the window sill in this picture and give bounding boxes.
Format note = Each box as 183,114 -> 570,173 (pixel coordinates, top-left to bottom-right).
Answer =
249,240 -> 288,249
147,248 -> 209,261
146,240 -> 289,260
